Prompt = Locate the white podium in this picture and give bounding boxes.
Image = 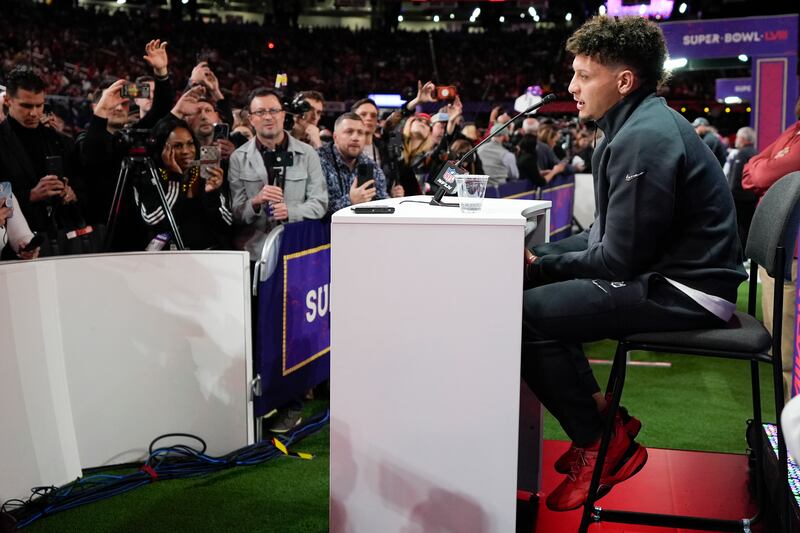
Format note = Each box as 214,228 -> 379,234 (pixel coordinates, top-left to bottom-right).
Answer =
330,196 -> 550,532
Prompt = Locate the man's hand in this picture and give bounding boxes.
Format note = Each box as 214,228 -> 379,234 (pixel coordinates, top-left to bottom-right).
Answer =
291,115 -> 308,140
171,85 -> 205,120
214,138 -> 236,160
252,183 -> 284,208
143,39 -> 169,78
17,237 -> 40,260
94,79 -> 128,119
29,175 -> 65,203
490,105 -> 503,123
390,183 -> 405,198
60,177 -> 77,204
40,113 -> 55,129
350,179 -> 377,205
270,202 -> 288,221
0,206 -> 10,227
204,166 -> 224,193
190,62 -> 224,101
304,123 -> 321,149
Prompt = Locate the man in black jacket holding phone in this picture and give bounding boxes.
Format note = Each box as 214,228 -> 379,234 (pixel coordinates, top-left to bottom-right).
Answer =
521,16 -> 746,512
0,66 -> 81,255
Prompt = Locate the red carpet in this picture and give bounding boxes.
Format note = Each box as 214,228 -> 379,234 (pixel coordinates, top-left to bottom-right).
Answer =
532,440 -> 758,533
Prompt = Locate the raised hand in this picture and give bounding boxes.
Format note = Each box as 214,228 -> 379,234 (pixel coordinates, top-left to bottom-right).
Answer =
171,85 -> 205,120
415,80 -> 436,104
94,79 -> 128,119
143,39 -> 169,77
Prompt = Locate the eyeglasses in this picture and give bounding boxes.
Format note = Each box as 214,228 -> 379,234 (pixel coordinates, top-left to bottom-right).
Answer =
250,108 -> 283,118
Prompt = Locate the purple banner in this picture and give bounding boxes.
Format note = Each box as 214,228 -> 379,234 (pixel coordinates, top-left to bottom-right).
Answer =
283,244 -> 331,375
254,220 -> 331,417
661,15 -> 798,59
540,176 -> 575,242
715,78 -> 752,102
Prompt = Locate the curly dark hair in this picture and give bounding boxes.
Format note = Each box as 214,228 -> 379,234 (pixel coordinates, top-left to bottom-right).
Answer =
566,16 -> 669,88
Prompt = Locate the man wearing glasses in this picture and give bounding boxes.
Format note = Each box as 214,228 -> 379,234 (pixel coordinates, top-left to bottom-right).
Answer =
228,88 -> 328,259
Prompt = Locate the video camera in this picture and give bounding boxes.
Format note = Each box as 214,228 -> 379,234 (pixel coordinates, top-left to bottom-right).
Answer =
118,128 -> 153,155
283,93 -> 312,131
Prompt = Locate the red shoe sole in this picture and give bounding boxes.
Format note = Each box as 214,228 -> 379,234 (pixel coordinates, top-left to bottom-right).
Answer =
595,444 -> 649,501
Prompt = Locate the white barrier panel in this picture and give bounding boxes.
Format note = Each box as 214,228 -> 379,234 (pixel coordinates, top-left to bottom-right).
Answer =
0,263 -> 82,502
0,251 -> 253,477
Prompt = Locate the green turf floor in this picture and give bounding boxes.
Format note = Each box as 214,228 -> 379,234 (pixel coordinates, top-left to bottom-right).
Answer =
22,279 -> 779,532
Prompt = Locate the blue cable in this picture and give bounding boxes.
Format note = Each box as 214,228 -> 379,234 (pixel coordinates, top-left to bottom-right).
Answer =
2,409 -> 330,529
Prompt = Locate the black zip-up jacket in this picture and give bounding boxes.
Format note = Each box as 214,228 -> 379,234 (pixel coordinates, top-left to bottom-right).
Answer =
529,86 -> 746,303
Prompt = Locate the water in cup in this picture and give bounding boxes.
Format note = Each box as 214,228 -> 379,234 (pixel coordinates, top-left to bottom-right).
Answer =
455,175 -> 489,213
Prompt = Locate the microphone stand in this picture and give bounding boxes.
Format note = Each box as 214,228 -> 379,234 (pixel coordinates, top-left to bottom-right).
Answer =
429,93 -> 557,206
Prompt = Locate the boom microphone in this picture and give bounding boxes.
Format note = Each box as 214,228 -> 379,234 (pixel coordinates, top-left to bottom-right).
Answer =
430,93 -> 557,206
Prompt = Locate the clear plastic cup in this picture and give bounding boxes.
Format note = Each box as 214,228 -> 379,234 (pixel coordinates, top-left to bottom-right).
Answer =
455,175 -> 489,213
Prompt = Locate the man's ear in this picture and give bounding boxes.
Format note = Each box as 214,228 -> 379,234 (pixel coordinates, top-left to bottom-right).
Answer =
2,93 -> 9,108
617,69 -> 636,96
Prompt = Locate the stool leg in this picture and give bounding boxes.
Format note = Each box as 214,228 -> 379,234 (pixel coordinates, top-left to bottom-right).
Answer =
772,357 -> 791,533
771,247 -> 791,533
749,360 -> 765,523
604,341 -> 627,396
579,342 -> 628,533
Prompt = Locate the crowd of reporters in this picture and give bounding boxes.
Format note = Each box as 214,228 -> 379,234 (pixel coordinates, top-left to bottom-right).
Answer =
0,31 -> 607,262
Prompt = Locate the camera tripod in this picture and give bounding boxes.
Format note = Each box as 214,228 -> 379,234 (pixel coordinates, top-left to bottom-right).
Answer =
106,146 -> 185,252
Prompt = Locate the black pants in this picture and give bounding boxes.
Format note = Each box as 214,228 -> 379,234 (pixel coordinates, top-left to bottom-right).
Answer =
521,273 -> 725,445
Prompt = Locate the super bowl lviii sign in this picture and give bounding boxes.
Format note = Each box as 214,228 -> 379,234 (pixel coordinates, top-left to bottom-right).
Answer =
283,244 -> 331,376
660,15 -> 798,151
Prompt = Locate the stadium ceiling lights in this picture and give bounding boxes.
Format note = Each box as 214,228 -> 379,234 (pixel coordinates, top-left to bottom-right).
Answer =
679,2 -> 688,14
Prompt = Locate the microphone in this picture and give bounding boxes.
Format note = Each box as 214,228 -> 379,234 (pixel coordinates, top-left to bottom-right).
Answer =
430,93 -> 557,206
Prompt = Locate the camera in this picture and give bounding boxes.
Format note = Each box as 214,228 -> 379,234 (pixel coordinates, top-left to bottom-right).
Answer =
283,93 -> 312,132
118,127 -> 153,153
285,93 -> 312,116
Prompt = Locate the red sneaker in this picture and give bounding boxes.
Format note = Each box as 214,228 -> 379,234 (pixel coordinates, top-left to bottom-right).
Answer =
546,419 -> 648,512
554,406 -> 642,474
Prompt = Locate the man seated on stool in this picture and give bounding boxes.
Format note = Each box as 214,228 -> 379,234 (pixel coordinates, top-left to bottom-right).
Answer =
521,16 -> 746,512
